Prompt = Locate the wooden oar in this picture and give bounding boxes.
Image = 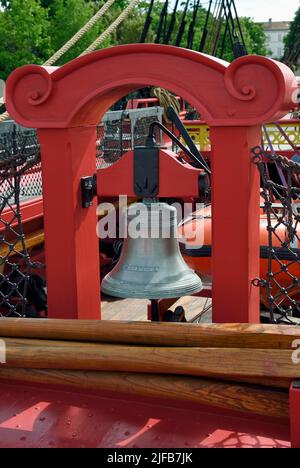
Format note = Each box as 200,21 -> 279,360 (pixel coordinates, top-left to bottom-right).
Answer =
0,368 -> 289,420
0,319 -> 299,349
1,338 -> 299,380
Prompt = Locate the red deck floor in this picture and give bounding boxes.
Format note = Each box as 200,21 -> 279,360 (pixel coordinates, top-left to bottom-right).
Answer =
0,382 -> 291,448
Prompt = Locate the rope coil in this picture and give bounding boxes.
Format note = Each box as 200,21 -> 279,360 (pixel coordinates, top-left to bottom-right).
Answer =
151,88 -> 181,123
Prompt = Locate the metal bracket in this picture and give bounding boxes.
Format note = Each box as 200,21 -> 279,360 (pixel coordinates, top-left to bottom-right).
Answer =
81,175 -> 97,208
198,172 -> 210,202
134,146 -> 159,197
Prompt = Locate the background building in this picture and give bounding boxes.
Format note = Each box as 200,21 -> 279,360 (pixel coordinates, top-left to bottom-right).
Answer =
261,19 -> 290,59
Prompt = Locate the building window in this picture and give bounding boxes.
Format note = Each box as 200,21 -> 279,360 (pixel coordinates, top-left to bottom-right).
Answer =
278,47 -> 282,57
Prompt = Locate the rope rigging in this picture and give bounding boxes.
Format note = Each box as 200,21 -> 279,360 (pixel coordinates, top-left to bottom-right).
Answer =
210,0 -> 225,56
223,0 -> 247,58
80,0 -> 140,56
198,0 -> 213,51
0,0 -> 140,122
201,0 -> 220,54
0,0 -> 261,125
220,0 -> 233,57
186,0 -> 201,50
44,0 -> 117,66
231,0 -> 246,51
155,0 -> 169,44
175,0 -> 190,47
140,0 -> 155,43
164,0 -> 180,45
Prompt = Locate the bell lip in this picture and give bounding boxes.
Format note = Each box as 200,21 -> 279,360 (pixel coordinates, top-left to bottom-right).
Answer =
101,274 -> 203,300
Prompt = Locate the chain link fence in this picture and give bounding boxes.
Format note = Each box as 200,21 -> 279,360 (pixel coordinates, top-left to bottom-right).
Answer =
0,126 -> 46,317
252,146 -> 300,325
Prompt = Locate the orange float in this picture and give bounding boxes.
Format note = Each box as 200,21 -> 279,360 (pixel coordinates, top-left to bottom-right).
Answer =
179,205 -> 300,308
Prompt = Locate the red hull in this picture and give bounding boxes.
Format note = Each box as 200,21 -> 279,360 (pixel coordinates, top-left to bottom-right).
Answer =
0,381 -> 290,448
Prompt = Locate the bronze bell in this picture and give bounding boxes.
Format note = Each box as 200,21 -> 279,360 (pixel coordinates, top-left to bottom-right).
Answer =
101,202 -> 203,299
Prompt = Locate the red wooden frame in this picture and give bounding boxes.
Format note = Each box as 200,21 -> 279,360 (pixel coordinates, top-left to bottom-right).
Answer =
290,381 -> 300,448
1,197 -> 43,232
97,149 -> 202,198
5,44 -> 297,322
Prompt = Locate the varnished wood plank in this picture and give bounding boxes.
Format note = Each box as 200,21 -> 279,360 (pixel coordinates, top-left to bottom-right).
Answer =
0,319 -> 299,349
1,338 -> 299,380
0,368 -> 289,420
228,375 -> 291,389
101,296 -> 149,322
0,230 -> 44,258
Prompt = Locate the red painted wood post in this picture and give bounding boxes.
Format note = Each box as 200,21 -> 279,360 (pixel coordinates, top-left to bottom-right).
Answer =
38,127 -> 101,320
210,126 -> 261,323
290,381 -> 300,448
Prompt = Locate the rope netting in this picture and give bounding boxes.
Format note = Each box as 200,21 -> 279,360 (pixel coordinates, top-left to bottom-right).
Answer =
0,127 -> 46,317
252,143 -> 300,325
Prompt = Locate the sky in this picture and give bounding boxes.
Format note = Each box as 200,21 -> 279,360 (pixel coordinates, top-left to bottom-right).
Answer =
234,0 -> 300,22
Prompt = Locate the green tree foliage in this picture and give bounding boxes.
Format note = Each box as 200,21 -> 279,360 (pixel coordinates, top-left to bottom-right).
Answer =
47,0 -> 106,65
46,0 -> 130,64
0,0 -> 126,79
285,7 -> 300,51
116,2 -> 268,62
219,17 -> 268,62
0,0 -> 269,82
242,18 -> 269,56
0,0 -> 51,80
284,6 -> 300,67
116,2 -> 208,48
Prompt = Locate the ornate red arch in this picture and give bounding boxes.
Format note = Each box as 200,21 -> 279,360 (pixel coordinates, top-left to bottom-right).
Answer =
5,45 -> 298,322
6,44 -> 296,128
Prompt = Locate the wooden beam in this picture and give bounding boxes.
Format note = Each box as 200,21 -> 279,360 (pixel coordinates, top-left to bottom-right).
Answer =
0,230 -> 44,259
0,368 -> 289,420
0,319 -> 299,349
1,338 -> 299,380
